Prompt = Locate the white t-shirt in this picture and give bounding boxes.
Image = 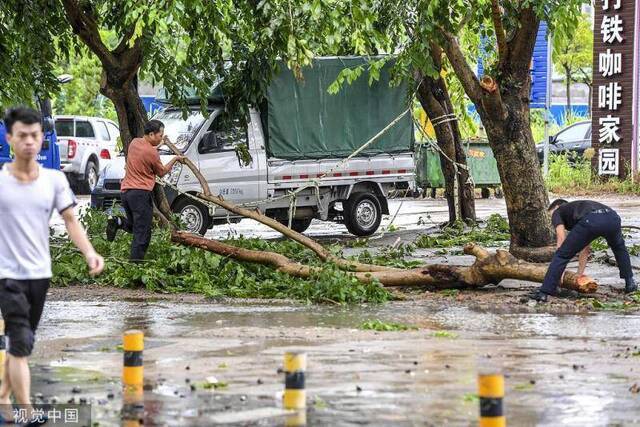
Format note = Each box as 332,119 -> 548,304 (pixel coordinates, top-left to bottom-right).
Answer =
0,164 -> 76,279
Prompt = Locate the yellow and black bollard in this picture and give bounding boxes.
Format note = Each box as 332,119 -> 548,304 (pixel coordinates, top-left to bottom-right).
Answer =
283,352 -> 306,426
122,330 -> 144,427
478,372 -> 505,427
0,320 -> 5,380
283,352 -> 306,410
123,330 -> 144,391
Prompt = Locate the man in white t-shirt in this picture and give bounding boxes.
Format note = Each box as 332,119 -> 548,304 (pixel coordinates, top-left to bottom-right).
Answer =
0,107 -> 104,422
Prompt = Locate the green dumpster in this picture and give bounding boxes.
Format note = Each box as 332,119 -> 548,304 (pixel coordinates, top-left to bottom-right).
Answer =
415,139 -> 502,198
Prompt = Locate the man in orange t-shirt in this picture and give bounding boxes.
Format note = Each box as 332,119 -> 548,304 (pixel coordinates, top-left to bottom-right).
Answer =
106,120 -> 184,260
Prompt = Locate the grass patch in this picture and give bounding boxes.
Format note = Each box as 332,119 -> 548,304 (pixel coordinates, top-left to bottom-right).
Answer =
359,319 -> 418,331
51,209 -> 390,305
545,153 -> 640,195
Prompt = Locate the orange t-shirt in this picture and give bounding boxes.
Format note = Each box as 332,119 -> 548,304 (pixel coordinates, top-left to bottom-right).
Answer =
121,138 -> 168,191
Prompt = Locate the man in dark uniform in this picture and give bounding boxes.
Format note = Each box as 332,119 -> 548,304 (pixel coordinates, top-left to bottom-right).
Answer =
530,199 -> 637,302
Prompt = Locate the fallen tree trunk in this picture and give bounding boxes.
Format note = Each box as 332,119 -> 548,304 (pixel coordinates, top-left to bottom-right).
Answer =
163,138 -> 395,273
160,138 -> 596,294
171,231 -> 597,293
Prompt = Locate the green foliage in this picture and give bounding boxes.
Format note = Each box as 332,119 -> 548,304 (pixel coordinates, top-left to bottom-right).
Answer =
51,209 -> 390,305
354,244 -> 423,269
0,1 -> 71,106
463,393 -> 479,403
432,331 -> 457,339
52,48 -> 117,121
414,215 -> 510,249
360,319 -> 418,331
586,297 -> 640,311
545,154 -> 640,195
553,13 -> 593,95
439,289 -> 460,298
530,110 -> 587,143
590,237 -> 607,252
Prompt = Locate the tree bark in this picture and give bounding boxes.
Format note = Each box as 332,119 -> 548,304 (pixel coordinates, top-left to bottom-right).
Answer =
439,7 -> 556,256
100,76 -> 147,153
564,66 -> 572,115
171,233 -> 597,293
61,0 -> 147,152
414,47 -> 476,224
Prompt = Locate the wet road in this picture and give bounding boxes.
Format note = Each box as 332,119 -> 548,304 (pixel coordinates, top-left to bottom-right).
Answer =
39,195 -> 640,425
31,298 -> 640,426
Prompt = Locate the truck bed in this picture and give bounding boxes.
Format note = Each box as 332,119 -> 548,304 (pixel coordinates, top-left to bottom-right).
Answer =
267,152 -> 415,189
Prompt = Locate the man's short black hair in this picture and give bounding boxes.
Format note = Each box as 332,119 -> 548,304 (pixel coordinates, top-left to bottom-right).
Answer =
4,107 -> 42,134
144,120 -> 164,135
548,199 -> 569,211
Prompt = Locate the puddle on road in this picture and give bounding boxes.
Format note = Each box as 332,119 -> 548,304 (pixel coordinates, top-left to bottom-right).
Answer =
27,300 -> 640,426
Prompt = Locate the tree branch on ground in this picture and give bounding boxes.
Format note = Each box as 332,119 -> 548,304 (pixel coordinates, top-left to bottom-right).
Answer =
160,138 -> 596,294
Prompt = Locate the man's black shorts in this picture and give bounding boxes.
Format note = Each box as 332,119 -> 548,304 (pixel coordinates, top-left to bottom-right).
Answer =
0,279 -> 50,357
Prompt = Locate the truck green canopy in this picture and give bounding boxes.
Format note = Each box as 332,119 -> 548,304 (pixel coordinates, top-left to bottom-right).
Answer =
265,57 -> 413,160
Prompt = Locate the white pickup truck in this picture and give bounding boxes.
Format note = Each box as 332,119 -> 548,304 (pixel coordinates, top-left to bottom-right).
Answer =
93,106 -> 414,236
92,57 -> 415,236
55,115 -> 120,193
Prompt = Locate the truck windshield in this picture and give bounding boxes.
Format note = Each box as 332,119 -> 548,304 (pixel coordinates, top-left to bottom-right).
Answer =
152,109 -> 206,152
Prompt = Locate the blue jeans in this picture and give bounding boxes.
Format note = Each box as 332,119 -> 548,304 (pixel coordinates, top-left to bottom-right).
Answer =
541,211 -> 633,295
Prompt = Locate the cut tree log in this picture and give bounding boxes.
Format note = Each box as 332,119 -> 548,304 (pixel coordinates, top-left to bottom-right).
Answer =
171,231 -> 597,293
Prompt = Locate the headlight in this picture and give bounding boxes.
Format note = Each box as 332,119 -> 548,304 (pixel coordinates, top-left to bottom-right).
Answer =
168,162 -> 182,185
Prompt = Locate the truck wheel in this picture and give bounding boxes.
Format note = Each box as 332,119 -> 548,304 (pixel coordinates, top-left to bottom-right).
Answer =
174,197 -> 210,235
79,160 -> 98,195
481,188 -> 491,199
495,187 -> 504,199
278,217 -> 313,233
344,192 -> 382,237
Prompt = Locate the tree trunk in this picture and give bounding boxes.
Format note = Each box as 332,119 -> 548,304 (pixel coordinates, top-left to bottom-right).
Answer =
439,8 -> 557,259
61,0 -> 147,153
100,74 -> 147,153
478,76 -> 554,261
564,66 -> 572,117
415,62 -> 476,224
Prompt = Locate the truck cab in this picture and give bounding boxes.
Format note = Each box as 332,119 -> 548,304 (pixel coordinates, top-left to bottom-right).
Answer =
0,100 -> 60,169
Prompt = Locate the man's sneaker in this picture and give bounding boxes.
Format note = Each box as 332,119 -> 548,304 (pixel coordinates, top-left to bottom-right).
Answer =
525,289 -> 550,303
106,217 -> 120,242
625,278 -> 638,294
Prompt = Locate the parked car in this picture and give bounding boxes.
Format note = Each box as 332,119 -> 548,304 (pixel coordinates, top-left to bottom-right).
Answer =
55,115 -> 120,194
92,57 -> 415,237
537,121 -> 591,163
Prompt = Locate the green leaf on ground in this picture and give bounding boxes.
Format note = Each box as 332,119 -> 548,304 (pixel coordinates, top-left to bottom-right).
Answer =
360,319 -> 418,331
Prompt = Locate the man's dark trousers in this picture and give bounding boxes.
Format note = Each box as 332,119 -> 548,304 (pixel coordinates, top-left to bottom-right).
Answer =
121,189 -> 153,261
541,210 -> 633,294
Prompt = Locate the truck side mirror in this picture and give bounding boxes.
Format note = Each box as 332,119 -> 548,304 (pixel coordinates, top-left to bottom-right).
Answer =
549,135 -> 556,145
